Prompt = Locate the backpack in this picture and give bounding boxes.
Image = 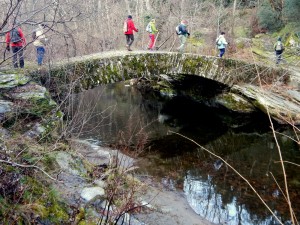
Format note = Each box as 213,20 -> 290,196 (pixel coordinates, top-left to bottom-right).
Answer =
10,28 -> 21,43
275,42 -> 283,51
146,23 -> 152,33
216,38 -> 221,46
123,20 -> 128,33
175,25 -> 181,35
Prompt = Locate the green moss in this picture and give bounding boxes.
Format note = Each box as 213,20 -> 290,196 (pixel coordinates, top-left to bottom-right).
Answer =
234,26 -> 250,38
5,176 -> 69,224
42,153 -> 57,170
219,93 -> 255,112
26,97 -> 57,116
189,37 -> 204,47
160,88 -> 176,97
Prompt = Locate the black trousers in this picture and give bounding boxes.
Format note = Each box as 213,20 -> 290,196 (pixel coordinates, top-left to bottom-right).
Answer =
12,46 -> 24,68
125,34 -> 134,47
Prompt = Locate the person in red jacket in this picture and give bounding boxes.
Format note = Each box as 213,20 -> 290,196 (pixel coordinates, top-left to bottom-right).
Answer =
123,15 -> 138,51
5,22 -> 26,68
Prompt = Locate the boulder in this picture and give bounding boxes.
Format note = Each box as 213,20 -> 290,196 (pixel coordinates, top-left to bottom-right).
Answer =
0,73 -> 30,89
80,186 -> 105,202
215,92 -> 256,113
7,83 -> 57,116
232,84 -> 300,124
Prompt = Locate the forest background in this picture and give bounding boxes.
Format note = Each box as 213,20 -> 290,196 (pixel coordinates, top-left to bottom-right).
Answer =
1,0 -> 300,66
0,0 -> 300,224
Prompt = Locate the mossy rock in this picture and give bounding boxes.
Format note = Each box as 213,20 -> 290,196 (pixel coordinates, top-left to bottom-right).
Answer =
215,92 -> 256,113
0,73 -> 30,89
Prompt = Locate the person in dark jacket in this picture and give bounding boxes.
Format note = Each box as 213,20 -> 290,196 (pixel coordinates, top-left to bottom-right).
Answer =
5,22 -> 26,68
124,15 -> 138,51
176,20 -> 190,53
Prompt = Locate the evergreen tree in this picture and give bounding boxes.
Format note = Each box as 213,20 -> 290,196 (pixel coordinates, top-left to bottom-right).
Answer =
257,0 -> 284,31
284,0 -> 300,22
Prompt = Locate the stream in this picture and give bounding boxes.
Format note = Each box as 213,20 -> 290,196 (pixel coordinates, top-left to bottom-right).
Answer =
69,81 -> 300,225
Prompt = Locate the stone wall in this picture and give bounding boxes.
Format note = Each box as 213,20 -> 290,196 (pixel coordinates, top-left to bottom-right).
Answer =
29,51 -> 289,93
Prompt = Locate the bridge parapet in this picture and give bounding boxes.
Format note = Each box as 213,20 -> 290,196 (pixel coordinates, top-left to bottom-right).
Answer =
33,51 -> 289,91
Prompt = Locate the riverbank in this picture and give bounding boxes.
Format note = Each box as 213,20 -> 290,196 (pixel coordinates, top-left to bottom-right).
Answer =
135,183 -> 214,225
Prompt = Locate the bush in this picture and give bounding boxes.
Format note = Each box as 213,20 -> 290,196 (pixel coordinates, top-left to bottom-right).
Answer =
257,0 -> 284,32
283,0 -> 300,22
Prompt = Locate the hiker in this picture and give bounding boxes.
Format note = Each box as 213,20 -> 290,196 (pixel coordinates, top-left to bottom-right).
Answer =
176,20 -> 190,53
124,15 -> 138,51
146,19 -> 159,50
33,24 -> 48,66
5,22 -> 26,68
274,37 -> 285,64
216,32 -> 228,58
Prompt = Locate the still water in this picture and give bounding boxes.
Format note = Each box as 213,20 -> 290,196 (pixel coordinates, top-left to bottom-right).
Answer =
70,82 -> 300,225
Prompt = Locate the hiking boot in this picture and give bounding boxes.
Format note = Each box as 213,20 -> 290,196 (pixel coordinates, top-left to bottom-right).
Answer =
128,48 -> 132,51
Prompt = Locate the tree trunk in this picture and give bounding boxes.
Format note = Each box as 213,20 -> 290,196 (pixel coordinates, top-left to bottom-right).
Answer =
231,0 -> 237,36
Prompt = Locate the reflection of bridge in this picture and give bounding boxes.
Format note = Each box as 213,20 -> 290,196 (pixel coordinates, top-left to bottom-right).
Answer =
33,51 -> 300,124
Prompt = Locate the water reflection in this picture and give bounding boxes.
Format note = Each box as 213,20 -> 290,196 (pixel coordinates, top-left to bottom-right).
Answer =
70,82 -> 300,225
184,173 -> 287,225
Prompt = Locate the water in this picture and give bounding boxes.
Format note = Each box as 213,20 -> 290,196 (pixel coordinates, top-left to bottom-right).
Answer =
69,81 -> 300,225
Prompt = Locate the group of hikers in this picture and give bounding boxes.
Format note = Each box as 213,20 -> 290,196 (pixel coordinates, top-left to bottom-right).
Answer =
124,15 -> 195,53
123,15 -> 286,63
124,14 -> 229,57
4,16 -> 285,69
5,22 -> 47,68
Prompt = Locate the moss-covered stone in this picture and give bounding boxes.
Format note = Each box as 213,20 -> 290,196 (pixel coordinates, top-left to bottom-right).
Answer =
0,74 -> 30,89
26,52 -> 290,95
215,92 -> 256,113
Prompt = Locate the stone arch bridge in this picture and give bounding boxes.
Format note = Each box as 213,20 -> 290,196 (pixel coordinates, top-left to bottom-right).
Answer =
31,51 -> 300,124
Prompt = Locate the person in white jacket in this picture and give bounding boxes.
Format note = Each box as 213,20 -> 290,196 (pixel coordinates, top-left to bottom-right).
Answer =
33,24 -> 48,66
216,32 -> 228,58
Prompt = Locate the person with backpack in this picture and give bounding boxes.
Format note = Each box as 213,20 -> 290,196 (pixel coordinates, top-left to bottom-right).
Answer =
216,31 -> 228,58
274,37 -> 285,64
124,15 -> 138,51
5,22 -> 26,68
33,24 -> 48,66
176,20 -> 190,53
146,19 -> 158,50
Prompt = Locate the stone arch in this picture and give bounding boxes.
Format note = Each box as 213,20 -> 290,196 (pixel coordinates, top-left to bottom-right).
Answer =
35,51 -> 288,92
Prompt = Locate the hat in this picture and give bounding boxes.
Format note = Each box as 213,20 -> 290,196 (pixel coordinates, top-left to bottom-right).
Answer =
181,20 -> 188,25
278,37 -> 282,41
128,15 -> 132,19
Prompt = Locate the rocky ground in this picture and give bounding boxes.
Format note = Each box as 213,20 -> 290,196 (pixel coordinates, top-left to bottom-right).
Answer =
55,139 -> 214,225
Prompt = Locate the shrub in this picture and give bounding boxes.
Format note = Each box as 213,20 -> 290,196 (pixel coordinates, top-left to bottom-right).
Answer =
283,0 -> 300,22
257,0 -> 283,32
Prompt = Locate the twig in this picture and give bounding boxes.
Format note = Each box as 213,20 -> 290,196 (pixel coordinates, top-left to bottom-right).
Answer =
250,46 -> 295,225
269,172 -> 299,225
0,159 -> 62,182
273,160 -> 300,167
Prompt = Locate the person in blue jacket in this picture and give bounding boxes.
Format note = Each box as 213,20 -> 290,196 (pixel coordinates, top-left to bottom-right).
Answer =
216,32 -> 228,58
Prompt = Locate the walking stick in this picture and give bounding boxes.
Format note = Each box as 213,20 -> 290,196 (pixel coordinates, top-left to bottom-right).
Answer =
3,48 -> 7,61
156,33 -> 175,50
